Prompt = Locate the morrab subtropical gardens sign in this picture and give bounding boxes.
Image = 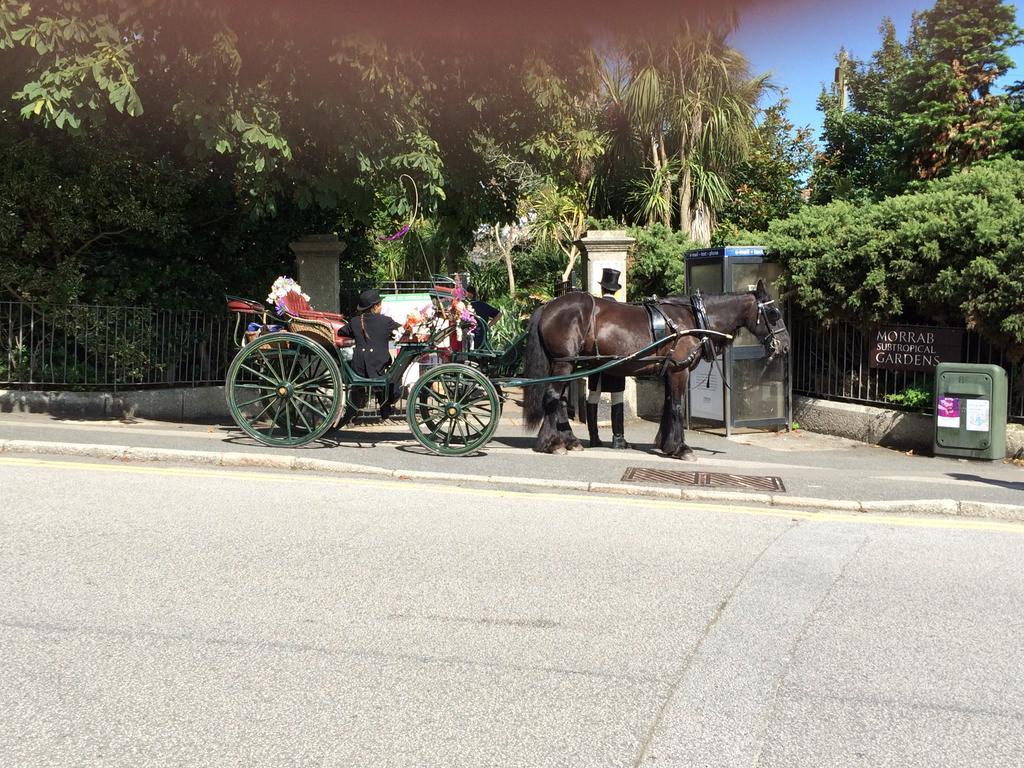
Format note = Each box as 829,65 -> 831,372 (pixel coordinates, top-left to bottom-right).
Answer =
869,324 -> 964,372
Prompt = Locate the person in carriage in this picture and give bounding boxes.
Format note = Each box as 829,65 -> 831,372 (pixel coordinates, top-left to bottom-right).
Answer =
465,283 -> 501,350
586,268 -> 631,450
338,288 -> 403,423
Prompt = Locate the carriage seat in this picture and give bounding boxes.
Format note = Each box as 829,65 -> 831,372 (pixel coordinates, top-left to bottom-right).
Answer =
226,296 -> 268,315
277,291 -> 356,348
283,315 -> 355,349
278,291 -> 347,324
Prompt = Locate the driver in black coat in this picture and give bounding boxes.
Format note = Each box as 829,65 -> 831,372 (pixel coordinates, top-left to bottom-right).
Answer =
338,288 -> 402,422
587,268 -> 630,449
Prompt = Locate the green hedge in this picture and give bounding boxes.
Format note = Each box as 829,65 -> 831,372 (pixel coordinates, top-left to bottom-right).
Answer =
729,158 -> 1024,356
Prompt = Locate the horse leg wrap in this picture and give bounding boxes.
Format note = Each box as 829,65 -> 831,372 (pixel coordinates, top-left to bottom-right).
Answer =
611,403 -> 631,450
586,404 -> 602,447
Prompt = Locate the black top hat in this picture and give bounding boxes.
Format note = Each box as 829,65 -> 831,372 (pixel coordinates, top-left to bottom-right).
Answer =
599,268 -> 622,293
356,288 -> 383,313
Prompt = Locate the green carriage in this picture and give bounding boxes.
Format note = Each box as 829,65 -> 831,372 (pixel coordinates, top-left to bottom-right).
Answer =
224,287 -> 505,456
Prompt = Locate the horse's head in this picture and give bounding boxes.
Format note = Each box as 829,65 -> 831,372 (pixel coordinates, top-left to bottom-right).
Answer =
746,279 -> 790,363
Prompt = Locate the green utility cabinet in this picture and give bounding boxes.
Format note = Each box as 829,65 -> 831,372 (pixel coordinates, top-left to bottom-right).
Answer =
933,363 -> 1008,460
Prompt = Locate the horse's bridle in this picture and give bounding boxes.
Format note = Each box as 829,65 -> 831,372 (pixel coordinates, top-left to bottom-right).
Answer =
755,297 -> 786,359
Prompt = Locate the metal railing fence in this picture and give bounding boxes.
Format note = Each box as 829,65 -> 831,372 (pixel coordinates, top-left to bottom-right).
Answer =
1,301 -> 232,390
791,315 -> 1023,423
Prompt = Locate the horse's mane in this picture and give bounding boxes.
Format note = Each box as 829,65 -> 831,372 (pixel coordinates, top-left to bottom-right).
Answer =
657,290 -> 754,306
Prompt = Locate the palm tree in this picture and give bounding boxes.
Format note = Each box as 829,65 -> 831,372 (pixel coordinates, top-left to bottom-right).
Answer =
602,18 -> 768,243
671,21 -> 769,243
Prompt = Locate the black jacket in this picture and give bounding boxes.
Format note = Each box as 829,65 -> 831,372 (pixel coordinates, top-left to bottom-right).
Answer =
338,312 -> 402,379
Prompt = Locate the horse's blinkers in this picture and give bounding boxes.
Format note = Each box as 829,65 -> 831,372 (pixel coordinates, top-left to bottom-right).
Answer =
755,295 -> 789,362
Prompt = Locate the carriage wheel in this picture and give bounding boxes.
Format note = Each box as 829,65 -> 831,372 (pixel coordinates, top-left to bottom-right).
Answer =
407,363 -> 500,456
226,332 -> 342,447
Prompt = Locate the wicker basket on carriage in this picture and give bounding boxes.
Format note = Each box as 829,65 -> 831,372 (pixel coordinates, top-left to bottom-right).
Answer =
287,316 -> 337,349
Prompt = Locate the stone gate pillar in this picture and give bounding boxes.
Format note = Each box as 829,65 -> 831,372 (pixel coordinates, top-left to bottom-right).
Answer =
576,230 -> 633,302
574,230 -> 637,423
289,234 -> 347,314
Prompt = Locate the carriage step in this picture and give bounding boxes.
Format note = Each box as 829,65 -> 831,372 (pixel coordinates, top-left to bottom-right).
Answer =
621,467 -> 785,493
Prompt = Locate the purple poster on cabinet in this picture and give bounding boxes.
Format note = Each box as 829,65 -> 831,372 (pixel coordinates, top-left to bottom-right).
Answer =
937,397 -> 960,428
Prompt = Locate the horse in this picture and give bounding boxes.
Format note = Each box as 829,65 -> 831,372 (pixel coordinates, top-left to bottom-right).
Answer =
521,280 -> 790,460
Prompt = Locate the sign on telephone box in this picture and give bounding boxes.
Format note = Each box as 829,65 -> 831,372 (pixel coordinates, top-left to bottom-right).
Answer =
689,360 -> 724,421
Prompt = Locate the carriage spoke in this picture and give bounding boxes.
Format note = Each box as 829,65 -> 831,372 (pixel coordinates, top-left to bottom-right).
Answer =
239,363 -> 278,386
292,400 -> 316,433
286,343 -> 303,382
236,392 -> 276,409
420,386 -> 445,405
453,371 -> 465,402
267,400 -> 284,437
291,393 -> 329,420
438,375 -> 454,401
293,356 -> 325,386
425,414 -> 447,439
255,347 -> 284,379
466,411 -> 489,433
277,344 -> 288,385
283,401 -> 294,440
293,377 -> 333,395
249,396 -> 278,425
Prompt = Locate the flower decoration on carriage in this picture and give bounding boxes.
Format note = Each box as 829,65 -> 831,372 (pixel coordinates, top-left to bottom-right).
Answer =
403,305 -> 436,342
266,276 -> 310,316
448,276 -> 477,341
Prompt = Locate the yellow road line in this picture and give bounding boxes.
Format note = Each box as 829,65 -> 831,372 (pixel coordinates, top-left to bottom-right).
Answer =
2,456 -> 1022,534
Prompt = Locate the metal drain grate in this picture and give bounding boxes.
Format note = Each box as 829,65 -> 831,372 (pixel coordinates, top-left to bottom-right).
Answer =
622,467 -> 785,493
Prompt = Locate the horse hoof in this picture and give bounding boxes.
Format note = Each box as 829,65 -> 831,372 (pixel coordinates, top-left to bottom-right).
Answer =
568,441 -> 585,452
552,445 -> 568,455
674,449 -> 697,462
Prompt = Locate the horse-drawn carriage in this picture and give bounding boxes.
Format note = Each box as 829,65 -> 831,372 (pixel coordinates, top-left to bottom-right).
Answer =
224,278 -> 789,459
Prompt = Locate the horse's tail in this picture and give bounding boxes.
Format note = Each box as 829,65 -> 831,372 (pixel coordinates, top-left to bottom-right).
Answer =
522,306 -> 549,429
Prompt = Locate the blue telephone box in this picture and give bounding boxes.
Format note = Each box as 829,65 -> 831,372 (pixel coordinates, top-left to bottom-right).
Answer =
684,246 -> 792,436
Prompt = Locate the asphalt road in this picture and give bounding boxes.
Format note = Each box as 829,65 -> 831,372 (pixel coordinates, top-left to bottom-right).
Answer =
2,456 -> 1023,767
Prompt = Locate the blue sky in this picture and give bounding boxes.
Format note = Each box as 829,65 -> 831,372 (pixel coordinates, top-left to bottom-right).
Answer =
730,0 -> 1024,145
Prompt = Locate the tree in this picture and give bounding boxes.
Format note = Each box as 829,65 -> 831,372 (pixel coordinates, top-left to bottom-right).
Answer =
603,18 -> 767,243
897,0 -> 1022,179
0,0 -> 547,302
811,22 -> 909,202
811,2 -> 1022,203
521,54 -> 607,281
716,95 -> 815,240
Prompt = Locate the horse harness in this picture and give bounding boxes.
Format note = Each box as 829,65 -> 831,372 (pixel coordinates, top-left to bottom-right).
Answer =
640,293 -> 720,374
555,292 -> 733,375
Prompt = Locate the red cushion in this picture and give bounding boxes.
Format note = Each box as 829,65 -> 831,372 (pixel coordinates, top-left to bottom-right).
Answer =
227,298 -> 266,314
279,292 -> 346,323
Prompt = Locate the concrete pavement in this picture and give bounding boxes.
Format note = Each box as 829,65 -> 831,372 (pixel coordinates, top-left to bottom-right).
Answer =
0,410 -> 1021,518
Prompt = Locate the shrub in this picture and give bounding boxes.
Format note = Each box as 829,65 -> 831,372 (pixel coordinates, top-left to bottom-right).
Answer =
727,158 -> 1024,357
626,224 -> 693,300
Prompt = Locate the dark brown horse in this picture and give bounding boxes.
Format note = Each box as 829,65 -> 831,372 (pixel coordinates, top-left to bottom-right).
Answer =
522,280 -> 789,459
